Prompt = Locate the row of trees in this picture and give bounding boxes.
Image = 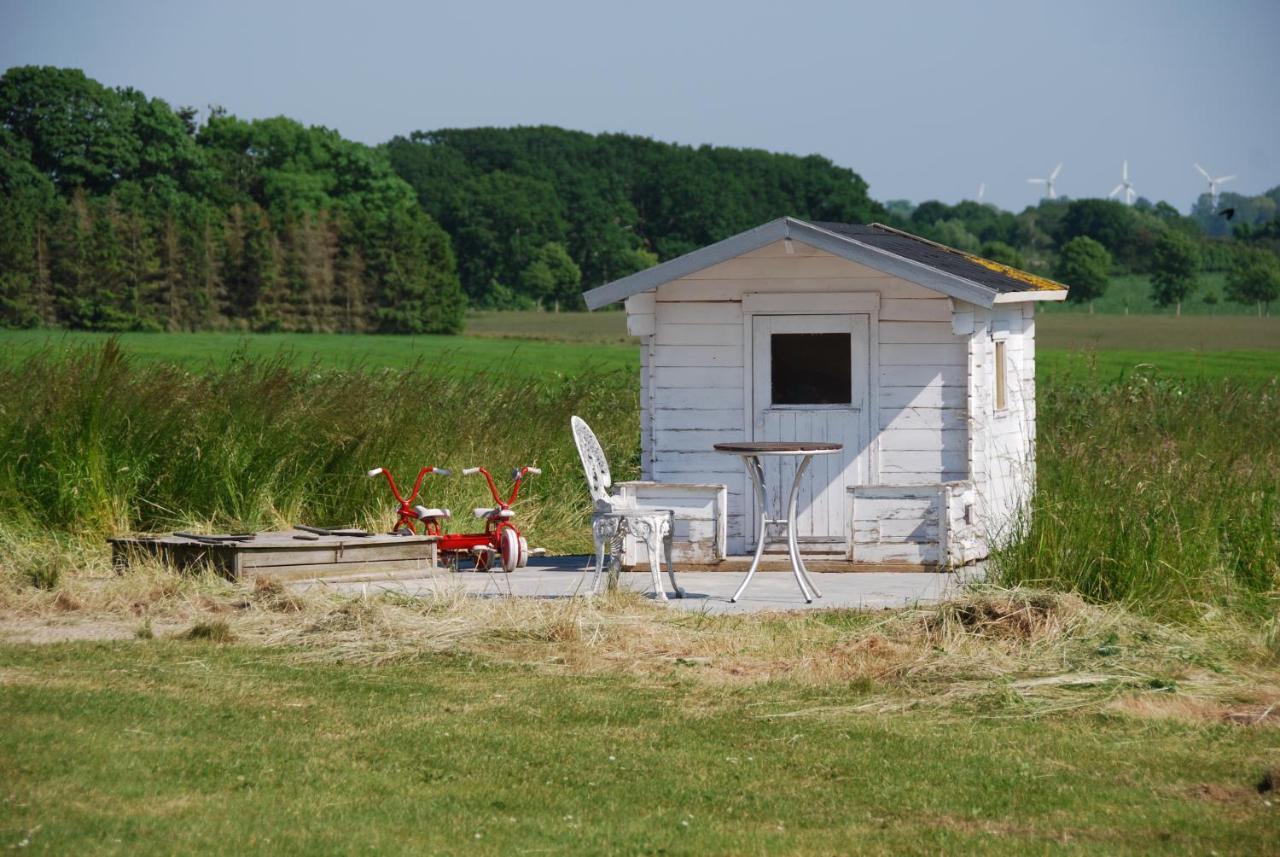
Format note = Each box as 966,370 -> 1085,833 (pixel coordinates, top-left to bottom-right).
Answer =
2,65 -> 1278,329
384,126 -> 883,307
0,66 -> 464,333
886,195 -> 1280,314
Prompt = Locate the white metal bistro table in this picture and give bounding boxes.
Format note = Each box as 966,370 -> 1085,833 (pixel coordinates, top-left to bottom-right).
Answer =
713,441 -> 844,604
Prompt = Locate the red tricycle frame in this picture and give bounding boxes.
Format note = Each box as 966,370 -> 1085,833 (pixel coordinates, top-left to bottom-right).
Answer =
367,464 -> 539,573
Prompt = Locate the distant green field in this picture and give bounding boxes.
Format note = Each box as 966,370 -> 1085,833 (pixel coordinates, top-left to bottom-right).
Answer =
0,328 -> 638,376
1039,271 -> 1262,316
1,311 -> 1277,382
466,309 -> 630,343
1038,349 -> 1280,383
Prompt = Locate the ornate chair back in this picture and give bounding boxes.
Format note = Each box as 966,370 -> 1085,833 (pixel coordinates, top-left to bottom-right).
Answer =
570,416 -> 613,506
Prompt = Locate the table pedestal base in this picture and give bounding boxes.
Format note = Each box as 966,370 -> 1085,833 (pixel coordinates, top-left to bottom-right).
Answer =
731,454 -> 824,604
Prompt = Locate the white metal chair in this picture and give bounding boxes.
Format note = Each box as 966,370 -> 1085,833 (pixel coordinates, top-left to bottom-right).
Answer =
571,416 -> 682,601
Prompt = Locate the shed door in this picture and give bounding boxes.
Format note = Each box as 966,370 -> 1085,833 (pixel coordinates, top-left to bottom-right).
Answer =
750,314 -> 870,549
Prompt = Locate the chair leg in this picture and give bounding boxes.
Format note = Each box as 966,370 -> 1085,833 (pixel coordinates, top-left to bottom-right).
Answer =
645,537 -> 665,603
663,518 -> 681,598
607,526 -> 625,592
590,519 -> 609,596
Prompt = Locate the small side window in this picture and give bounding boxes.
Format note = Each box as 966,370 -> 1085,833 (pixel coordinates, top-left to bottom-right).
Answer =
994,339 -> 1007,411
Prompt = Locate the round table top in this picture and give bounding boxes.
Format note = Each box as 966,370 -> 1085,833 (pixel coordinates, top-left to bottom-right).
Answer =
713,441 -> 844,455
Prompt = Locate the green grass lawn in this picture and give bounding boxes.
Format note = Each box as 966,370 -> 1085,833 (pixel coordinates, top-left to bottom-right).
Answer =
2,641 -> 1275,855
0,328 -> 639,376
1038,349 -> 1280,383
1,312 -> 1277,382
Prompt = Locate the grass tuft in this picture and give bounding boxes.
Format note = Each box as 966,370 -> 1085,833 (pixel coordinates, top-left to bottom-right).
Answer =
180,619 -> 235,643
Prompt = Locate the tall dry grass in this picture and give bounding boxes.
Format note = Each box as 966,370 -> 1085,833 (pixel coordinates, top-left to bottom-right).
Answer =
994,369 -> 1280,619
0,342 -> 1276,624
0,340 -> 637,565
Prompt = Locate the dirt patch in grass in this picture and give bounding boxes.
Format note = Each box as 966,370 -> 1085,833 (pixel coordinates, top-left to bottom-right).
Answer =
1180,777 -> 1277,821
0,618 -> 139,644
1108,690 -> 1280,728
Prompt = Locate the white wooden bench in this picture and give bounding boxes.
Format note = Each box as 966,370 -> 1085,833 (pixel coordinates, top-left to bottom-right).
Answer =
616,482 -> 728,568
848,481 -> 982,568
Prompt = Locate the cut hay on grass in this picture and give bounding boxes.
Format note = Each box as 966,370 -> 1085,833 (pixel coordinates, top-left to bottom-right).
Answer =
3,549 -> 1276,726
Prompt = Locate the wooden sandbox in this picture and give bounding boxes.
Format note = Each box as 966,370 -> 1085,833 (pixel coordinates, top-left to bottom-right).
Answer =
109,529 -> 439,582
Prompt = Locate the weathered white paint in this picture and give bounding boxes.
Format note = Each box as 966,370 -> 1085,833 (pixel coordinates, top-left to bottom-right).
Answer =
750,313 -> 871,547
617,482 -> 728,565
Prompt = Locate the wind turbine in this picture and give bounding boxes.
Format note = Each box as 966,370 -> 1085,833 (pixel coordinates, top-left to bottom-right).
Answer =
1108,161 -> 1137,205
976,182 -> 986,202
1027,162 -> 1062,200
1194,163 -> 1236,203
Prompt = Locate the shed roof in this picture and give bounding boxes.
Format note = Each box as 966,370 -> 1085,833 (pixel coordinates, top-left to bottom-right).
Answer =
583,217 -> 1068,310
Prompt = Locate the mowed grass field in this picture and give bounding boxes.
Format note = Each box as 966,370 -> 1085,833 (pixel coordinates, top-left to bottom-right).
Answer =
3,635 -> 1276,856
1,312 -> 1277,854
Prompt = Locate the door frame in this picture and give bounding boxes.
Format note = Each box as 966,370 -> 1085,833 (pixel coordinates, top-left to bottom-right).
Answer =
740,292 -> 881,550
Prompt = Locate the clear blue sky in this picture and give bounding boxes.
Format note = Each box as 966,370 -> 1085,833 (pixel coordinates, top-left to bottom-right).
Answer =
2,0 -> 1277,212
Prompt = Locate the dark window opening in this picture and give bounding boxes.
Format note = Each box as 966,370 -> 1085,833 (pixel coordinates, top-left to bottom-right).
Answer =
771,333 -> 852,405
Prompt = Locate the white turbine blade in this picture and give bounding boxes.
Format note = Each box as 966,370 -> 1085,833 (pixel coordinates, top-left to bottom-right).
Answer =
1122,160 -> 1128,180
1194,163 -> 1211,180
1108,184 -> 1124,198
1027,177 -> 1046,184
1216,174 -> 1237,184
1050,162 -> 1063,180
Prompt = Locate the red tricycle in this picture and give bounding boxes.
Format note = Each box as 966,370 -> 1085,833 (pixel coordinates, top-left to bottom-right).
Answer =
366,464 -> 540,573
365,466 -> 451,535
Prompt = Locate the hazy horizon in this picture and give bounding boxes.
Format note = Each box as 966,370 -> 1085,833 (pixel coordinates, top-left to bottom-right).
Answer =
2,0 -> 1277,213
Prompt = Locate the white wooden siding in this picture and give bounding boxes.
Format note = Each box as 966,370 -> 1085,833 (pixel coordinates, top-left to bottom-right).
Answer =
963,303 -> 1037,554
639,241 -> 972,555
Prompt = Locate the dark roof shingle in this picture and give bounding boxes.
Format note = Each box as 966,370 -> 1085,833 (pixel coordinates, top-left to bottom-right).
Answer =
810,221 -> 1066,294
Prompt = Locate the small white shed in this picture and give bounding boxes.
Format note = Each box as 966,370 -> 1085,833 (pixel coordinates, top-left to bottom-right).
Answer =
583,218 -> 1068,569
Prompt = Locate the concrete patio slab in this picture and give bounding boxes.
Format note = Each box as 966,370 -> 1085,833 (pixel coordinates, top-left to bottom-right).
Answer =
292,555 -> 975,613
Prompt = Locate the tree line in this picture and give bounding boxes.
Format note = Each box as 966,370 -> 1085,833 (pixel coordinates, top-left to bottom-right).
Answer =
383,126 -> 882,308
883,190 -> 1280,315
0,67 -> 463,333
2,65 -> 1278,332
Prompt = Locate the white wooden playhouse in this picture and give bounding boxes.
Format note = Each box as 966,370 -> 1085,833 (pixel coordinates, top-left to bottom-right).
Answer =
583,218 -> 1068,569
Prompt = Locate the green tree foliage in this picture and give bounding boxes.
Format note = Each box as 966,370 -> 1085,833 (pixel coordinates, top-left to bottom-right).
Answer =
1054,236 -> 1111,307
1191,188 -> 1280,237
0,67 -> 463,334
385,126 -> 883,305
6,66 -> 1280,323
1055,199 -> 1156,271
0,67 -> 139,193
1233,216 -> 1280,256
519,242 -> 583,310
979,241 -> 1025,269
1149,230 -> 1200,315
1225,248 -> 1280,316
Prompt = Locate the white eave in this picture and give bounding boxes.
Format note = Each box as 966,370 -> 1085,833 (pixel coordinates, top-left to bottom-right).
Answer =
583,217 -> 1066,310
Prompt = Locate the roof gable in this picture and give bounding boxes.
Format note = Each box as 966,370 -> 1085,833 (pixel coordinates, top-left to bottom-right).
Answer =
582,217 -> 1068,310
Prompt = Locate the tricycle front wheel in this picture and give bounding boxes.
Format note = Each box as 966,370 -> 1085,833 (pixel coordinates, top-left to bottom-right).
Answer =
499,527 -> 519,573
